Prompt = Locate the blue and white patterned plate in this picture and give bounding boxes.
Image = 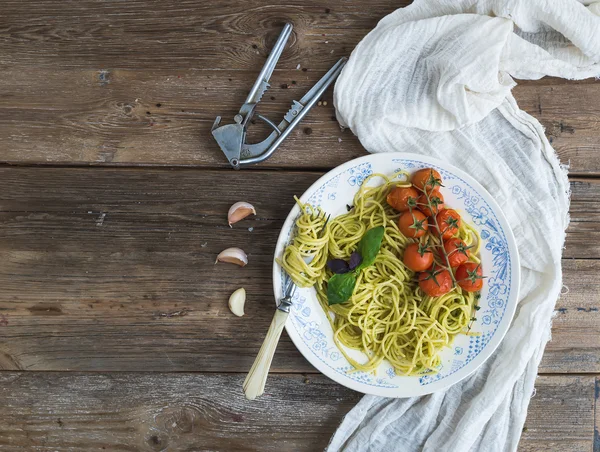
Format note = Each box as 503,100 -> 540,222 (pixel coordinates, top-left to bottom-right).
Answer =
273,153 -> 520,397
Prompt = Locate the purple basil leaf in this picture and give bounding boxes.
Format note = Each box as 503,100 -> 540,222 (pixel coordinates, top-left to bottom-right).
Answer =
327,259 -> 350,274
348,252 -> 362,270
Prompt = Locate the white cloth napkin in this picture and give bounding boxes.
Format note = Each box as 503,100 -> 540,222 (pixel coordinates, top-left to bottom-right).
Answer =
328,1 -> 600,451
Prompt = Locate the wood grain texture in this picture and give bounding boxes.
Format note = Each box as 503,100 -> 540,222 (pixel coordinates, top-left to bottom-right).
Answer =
1,1 -> 599,447
0,69 -> 598,172
0,0 -> 403,70
0,67 -> 356,168
0,0 -> 598,171
519,375 -> 596,452
567,178 -> 600,260
0,372 -> 360,451
544,259 -> 600,374
513,84 -> 600,176
0,372 -> 592,451
595,377 -> 600,452
0,0 -> 392,168
0,169 -> 598,259
0,168 -> 598,373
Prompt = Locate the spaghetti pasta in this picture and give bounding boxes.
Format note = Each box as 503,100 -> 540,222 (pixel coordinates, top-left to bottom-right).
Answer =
279,171 -> 481,376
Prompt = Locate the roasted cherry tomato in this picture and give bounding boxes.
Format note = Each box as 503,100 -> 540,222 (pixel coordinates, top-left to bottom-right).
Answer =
417,189 -> 444,217
456,262 -> 484,292
411,168 -> 443,193
418,265 -> 453,297
440,238 -> 470,268
403,242 -> 434,272
435,208 -> 461,239
398,210 -> 428,238
386,186 -> 418,212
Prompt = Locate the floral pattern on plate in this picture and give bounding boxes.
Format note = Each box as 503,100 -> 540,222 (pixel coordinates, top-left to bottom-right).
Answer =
274,153 -> 519,397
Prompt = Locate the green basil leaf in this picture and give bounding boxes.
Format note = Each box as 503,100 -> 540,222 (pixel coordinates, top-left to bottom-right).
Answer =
357,226 -> 385,269
327,272 -> 357,305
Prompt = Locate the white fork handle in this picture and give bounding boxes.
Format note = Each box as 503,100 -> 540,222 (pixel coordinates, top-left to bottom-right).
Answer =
243,309 -> 289,400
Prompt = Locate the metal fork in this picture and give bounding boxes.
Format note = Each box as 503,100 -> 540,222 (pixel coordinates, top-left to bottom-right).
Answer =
244,212 -> 329,400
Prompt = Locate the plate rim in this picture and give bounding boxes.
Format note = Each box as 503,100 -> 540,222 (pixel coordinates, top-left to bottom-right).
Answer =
272,152 -> 521,397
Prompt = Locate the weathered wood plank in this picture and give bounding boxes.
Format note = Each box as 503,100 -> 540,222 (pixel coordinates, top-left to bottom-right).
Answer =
0,1 -> 597,448
0,372 -> 593,451
513,84 -> 600,175
0,0 -> 598,171
0,0 -> 402,71
0,168 -> 305,372
595,377 -> 600,452
0,372 -> 360,451
0,169 -> 597,258
566,178 -> 600,260
0,68 -> 353,168
543,259 -> 600,374
0,0 -> 386,168
0,168 -> 598,373
0,66 -> 598,172
519,375 -> 596,452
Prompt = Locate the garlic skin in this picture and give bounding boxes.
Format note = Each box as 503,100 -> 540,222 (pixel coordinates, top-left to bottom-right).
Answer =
215,247 -> 248,267
228,202 -> 256,227
228,288 -> 246,317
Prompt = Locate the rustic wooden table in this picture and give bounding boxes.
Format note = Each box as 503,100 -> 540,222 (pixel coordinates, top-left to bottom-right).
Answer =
0,1 -> 598,451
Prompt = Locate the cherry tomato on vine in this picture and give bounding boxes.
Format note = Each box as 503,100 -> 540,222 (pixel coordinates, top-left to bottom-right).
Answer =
418,265 -> 453,297
411,168 -> 443,193
417,189 -> 444,217
398,210 -> 428,238
435,209 -> 461,239
386,186 -> 418,212
456,262 -> 484,292
441,238 -> 470,268
403,242 -> 434,272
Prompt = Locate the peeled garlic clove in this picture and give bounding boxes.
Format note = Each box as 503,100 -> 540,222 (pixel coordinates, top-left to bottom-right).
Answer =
228,288 -> 246,317
215,247 -> 248,267
228,202 -> 256,227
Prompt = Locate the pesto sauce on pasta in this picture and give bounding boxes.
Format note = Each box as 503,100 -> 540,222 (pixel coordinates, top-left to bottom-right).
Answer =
279,172 -> 481,376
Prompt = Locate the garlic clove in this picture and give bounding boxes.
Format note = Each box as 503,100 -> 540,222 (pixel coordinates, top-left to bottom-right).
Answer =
215,247 -> 248,267
228,202 -> 256,227
228,287 -> 246,317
